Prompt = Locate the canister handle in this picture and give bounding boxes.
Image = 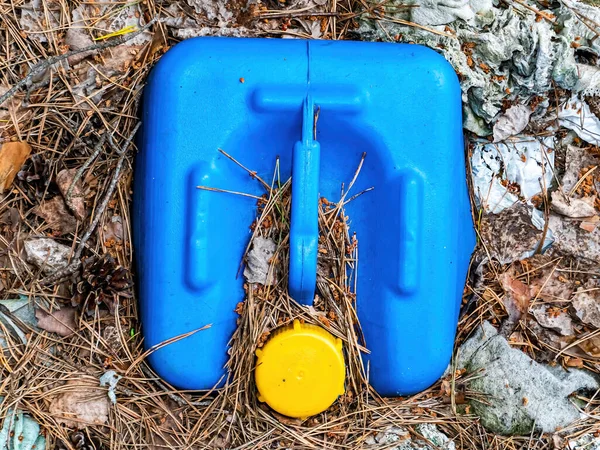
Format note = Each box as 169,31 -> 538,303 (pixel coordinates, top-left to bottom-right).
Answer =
289,95 -> 320,305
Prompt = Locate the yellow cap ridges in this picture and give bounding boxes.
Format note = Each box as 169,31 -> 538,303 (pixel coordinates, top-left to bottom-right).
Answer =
254,320 -> 345,419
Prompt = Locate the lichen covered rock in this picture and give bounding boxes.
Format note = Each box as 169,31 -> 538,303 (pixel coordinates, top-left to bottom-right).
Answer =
456,322 -> 598,434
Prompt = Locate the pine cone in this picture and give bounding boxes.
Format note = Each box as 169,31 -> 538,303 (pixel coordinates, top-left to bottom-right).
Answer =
74,256 -> 132,313
17,153 -> 53,198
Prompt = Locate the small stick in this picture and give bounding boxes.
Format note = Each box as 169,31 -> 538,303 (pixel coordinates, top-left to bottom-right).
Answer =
217,148 -> 271,191
0,17 -> 157,107
23,78 -> 51,105
511,0 -> 555,22
196,185 -> 265,201
39,123 -> 141,286
66,132 -> 109,205
379,17 -> 455,38
313,106 -> 320,140
343,152 -> 367,201
534,173 -> 549,256
342,186 -> 374,206
255,11 -> 340,19
325,152 -> 367,229
76,122 -> 141,261
569,165 -> 598,197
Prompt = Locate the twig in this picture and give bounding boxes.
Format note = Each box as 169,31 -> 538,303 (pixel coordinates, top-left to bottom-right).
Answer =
23,78 -> 51,105
0,17 -> 157,106
343,186 -> 374,206
534,159 -> 549,256
66,132 -> 109,206
511,0 -> 555,22
78,122 -> 141,259
324,152 -> 367,227
196,185 -> 265,201
379,16 -> 455,38
569,165 -> 598,197
39,123 -> 141,286
36,259 -> 80,287
255,11 -> 340,19
217,148 -> 271,191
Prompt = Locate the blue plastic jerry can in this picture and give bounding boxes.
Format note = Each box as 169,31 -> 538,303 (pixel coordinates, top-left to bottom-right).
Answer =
134,38 -> 475,396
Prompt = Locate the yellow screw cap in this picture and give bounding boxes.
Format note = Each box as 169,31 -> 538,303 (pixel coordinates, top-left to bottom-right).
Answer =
255,320 -> 345,418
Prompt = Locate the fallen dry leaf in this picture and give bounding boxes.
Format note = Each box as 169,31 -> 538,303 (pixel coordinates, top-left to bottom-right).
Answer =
493,104 -> 531,142
36,307 -> 77,337
500,272 -> 531,317
526,318 -> 570,350
564,356 -> 584,368
19,0 -> 61,43
56,168 -> 86,221
103,325 -> 122,354
35,196 -> 77,235
103,215 -> 125,243
0,141 -> 31,193
578,335 -> 600,358
525,257 -> 574,303
49,377 -> 110,428
531,305 -> 574,336
0,85 -> 32,137
580,216 -> 600,232
271,410 -> 303,426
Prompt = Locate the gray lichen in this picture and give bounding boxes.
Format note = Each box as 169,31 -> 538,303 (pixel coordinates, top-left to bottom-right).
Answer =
357,1 -> 597,135
455,322 -> 599,435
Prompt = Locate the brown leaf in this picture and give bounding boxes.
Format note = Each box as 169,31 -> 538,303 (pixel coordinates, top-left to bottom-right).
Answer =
56,168 -> 86,221
500,272 -> 531,315
549,213 -> 600,263
0,141 -> 31,193
0,86 -> 32,137
36,307 -> 78,337
103,214 -> 125,243
102,44 -> 145,72
49,377 -> 109,428
34,196 -> 77,235
552,434 -> 565,450
527,260 -> 574,303
580,216 -> 600,232
564,356 -> 584,368
578,335 -> 600,358
531,305 -> 574,336
560,145 -> 599,194
499,271 -> 532,335
24,238 -> 71,274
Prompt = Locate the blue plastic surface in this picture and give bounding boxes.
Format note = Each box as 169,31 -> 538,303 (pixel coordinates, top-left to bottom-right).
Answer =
289,95 -> 320,305
134,37 -> 475,396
